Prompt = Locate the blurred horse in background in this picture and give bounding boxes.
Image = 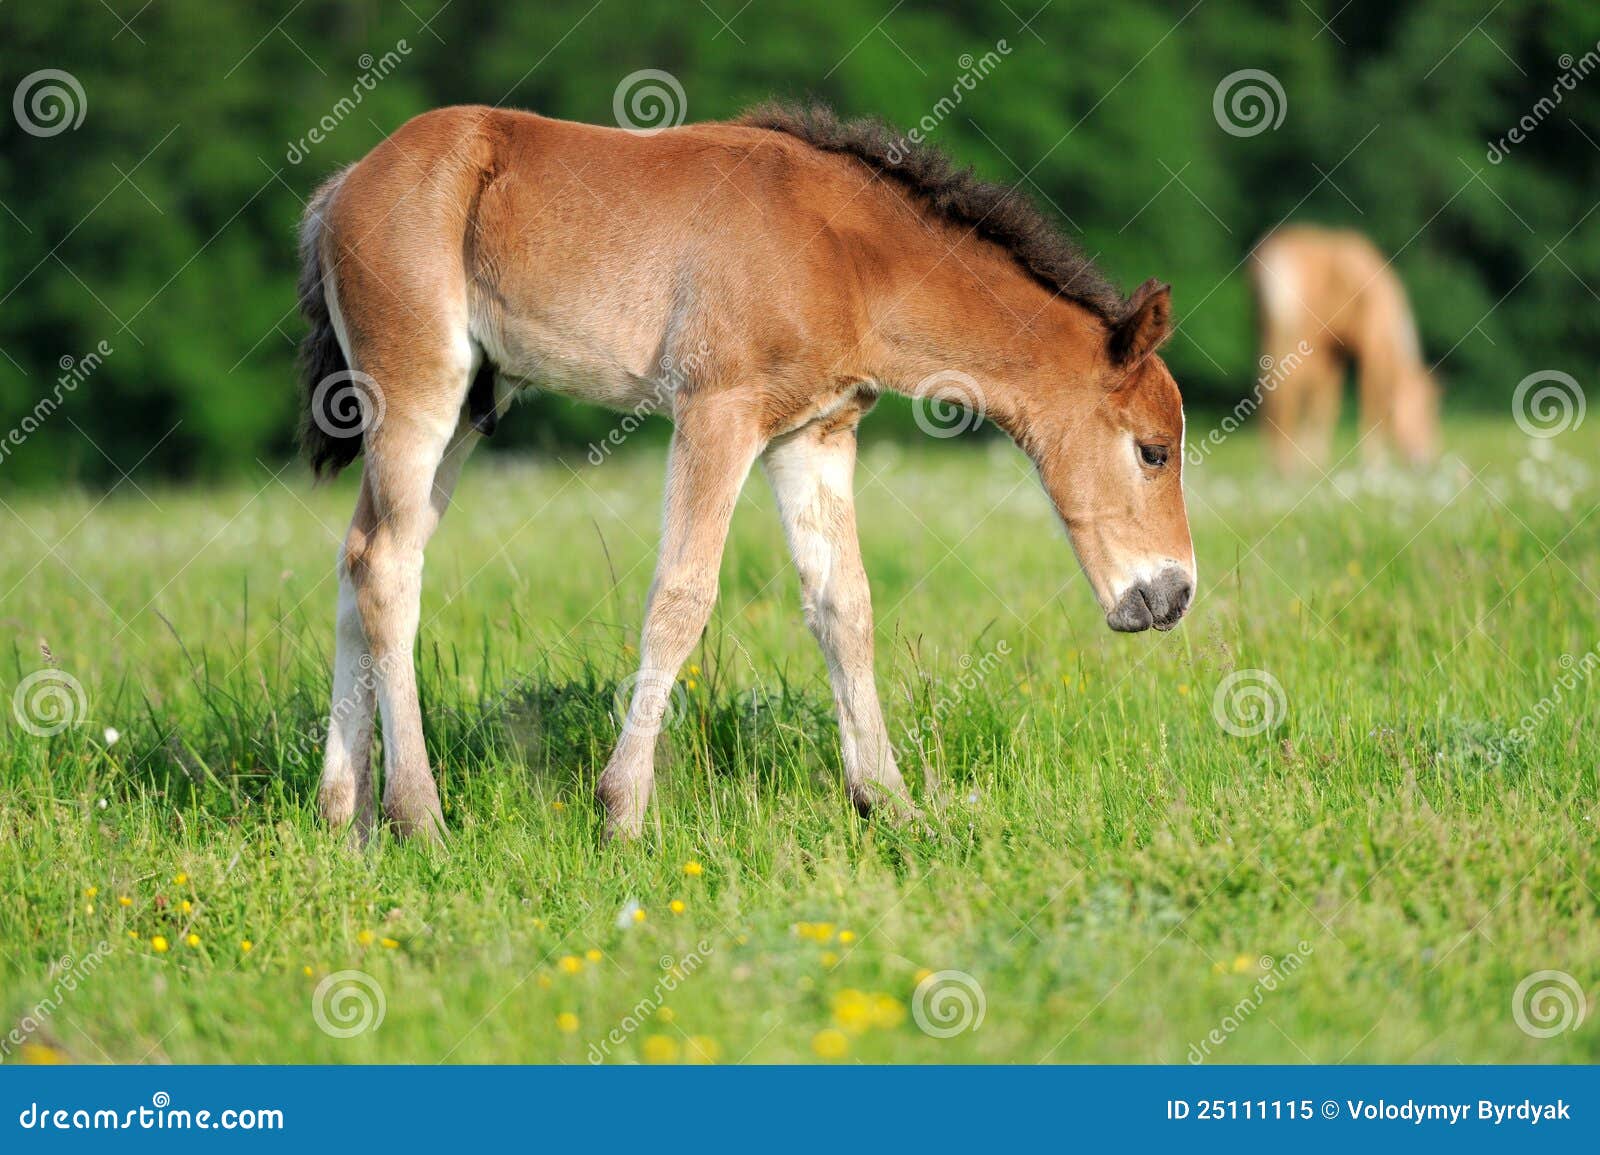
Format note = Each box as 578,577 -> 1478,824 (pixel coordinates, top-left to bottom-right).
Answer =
1250,225 -> 1440,473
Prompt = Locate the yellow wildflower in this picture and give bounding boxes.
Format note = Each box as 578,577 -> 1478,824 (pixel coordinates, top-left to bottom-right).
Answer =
558,955 -> 583,974
832,989 -> 873,1034
871,994 -> 906,1029
585,948 -> 603,963
174,872 -> 188,886
85,886 -> 98,898
682,861 -> 703,877
240,940 -> 253,953
357,930 -> 375,947
150,935 -> 169,953
657,1006 -> 676,1024
380,937 -> 399,950
642,1034 -> 679,1064
838,930 -> 856,945
820,950 -> 839,967
811,1028 -> 849,1059
185,933 -> 201,948
669,899 -> 686,915
555,1012 -> 579,1034
117,896 -> 132,907
684,1036 -> 721,1064
302,965 -> 314,977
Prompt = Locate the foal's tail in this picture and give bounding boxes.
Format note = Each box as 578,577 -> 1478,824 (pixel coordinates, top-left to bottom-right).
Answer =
296,167 -> 358,479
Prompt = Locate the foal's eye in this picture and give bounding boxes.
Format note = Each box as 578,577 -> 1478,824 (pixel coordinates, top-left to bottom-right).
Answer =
1138,443 -> 1169,469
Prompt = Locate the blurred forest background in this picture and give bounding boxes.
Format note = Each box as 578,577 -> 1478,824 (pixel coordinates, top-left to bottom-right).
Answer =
2,0 -> 1597,485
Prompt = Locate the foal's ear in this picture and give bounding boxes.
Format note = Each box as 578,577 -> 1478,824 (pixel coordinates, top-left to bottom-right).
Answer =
1109,278 -> 1172,367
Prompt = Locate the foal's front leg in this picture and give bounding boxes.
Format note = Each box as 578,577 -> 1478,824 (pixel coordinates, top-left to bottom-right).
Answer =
598,402 -> 763,839
763,417 -> 914,818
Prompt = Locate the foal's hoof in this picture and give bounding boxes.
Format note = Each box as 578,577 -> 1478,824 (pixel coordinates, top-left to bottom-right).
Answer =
851,784 -> 923,828
318,780 -> 357,827
383,789 -> 446,845
602,813 -> 646,844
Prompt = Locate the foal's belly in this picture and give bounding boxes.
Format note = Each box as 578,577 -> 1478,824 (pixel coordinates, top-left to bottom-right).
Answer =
474,291 -> 680,416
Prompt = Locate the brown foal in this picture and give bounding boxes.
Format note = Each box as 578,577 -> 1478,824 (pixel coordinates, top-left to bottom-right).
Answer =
297,103 -> 1196,842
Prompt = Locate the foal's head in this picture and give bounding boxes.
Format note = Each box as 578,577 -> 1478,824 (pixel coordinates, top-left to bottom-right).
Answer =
1029,279 -> 1197,633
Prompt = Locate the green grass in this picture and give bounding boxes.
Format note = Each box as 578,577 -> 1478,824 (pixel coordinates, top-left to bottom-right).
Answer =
2,415 -> 1597,1064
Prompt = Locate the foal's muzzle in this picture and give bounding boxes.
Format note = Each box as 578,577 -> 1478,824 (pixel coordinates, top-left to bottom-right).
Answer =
1107,567 -> 1193,633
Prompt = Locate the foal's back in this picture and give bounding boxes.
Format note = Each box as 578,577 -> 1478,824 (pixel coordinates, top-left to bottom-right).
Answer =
321,106 -> 886,419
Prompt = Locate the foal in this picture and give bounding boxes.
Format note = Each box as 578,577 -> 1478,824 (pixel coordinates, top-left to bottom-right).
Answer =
1250,225 -> 1440,473
298,103 -> 1196,842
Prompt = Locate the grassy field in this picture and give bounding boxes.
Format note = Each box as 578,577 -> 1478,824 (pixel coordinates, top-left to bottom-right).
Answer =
1,414 -> 1596,1064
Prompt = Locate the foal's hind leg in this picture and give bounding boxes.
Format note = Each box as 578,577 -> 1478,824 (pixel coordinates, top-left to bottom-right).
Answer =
343,379 -> 476,841
319,418 -> 478,839
318,474 -> 380,835
763,415 -> 913,818
598,400 -> 763,839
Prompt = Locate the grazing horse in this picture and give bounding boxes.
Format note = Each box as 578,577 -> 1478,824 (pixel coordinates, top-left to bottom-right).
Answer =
297,103 -> 1196,842
1250,225 -> 1440,473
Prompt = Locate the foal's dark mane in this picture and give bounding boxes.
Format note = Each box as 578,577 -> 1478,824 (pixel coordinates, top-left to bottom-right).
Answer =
739,102 -> 1129,323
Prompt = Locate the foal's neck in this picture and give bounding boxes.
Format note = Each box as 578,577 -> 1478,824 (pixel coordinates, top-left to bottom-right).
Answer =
860,241 -> 1108,440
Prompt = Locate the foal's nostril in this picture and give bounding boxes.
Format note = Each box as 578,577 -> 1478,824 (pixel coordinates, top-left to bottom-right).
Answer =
1148,567 -> 1193,631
